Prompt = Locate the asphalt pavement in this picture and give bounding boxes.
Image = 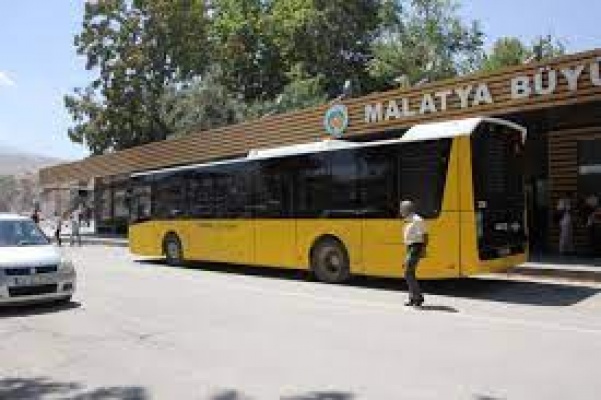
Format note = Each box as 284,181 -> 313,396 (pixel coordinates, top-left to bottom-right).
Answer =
2,246 -> 601,399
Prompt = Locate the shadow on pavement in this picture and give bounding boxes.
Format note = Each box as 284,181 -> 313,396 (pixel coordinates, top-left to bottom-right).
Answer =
0,301 -> 81,319
211,389 -> 354,400
416,304 -> 459,313
282,391 -> 355,400
0,377 -> 147,400
420,278 -> 599,307
135,259 -> 600,307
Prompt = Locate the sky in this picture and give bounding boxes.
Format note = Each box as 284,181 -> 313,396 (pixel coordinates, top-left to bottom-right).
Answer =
0,1 -> 599,161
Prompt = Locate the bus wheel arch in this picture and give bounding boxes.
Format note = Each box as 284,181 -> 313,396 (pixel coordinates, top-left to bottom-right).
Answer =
163,232 -> 184,266
309,235 -> 351,284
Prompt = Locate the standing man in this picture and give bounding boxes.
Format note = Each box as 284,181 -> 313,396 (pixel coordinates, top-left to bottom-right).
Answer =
31,209 -> 41,225
400,200 -> 427,307
54,213 -> 63,246
69,209 -> 82,247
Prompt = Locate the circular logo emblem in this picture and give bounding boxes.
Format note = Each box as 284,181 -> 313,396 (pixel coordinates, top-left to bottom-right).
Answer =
324,104 -> 349,137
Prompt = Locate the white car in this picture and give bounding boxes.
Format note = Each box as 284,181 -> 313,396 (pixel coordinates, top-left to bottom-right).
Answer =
0,213 -> 76,305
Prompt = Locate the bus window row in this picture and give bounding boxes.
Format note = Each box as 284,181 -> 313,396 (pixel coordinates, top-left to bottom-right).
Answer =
130,139 -> 452,222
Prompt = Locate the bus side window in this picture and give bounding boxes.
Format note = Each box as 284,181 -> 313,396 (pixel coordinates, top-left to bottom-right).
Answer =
152,172 -> 188,219
398,139 -> 451,218
189,170 -> 214,218
228,163 -> 254,218
254,159 -> 291,218
356,146 -> 398,218
295,153 -> 331,218
130,179 -> 152,222
329,149 -> 360,216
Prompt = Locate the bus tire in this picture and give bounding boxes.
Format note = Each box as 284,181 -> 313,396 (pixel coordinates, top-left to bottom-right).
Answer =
310,238 -> 351,284
163,233 -> 184,266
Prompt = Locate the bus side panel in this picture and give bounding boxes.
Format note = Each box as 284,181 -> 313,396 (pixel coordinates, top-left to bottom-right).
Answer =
129,222 -> 163,257
186,221 -> 219,261
417,214 -> 460,279
129,220 -> 193,258
361,219 -> 404,278
254,219 -> 298,268
418,137 -> 460,279
361,137 -> 461,279
296,220 -> 363,273
212,220 -> 255,265
186,220 -> 254,264
457,136 -> 480,276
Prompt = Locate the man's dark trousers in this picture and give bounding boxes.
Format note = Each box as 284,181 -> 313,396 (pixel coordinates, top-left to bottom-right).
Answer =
404,243 -> 424,302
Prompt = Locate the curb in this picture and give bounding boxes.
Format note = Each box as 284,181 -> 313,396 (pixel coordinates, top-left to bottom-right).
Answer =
56,237 -> 129,248
507,266 -> 601,283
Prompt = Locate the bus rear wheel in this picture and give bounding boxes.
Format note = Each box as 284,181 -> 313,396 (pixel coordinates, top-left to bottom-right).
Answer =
311,238 -> 350,284
163,234 -> 184,266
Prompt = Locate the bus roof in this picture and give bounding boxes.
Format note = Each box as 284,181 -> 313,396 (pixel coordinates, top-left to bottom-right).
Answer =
132,116 -> 526,178
400,117 -> 527,143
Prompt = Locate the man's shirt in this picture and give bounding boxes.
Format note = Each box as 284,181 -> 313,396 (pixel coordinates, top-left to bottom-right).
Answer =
403,213 -> 426,245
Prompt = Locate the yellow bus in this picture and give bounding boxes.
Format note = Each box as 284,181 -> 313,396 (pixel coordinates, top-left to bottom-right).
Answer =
128,117 -> 528,282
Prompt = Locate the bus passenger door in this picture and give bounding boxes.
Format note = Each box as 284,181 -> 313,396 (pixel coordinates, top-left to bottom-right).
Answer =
357,144 -> 404,277
253,159 -> 297,268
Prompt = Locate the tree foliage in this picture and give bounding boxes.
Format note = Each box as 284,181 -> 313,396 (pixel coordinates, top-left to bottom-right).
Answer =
479,37 -> 530,72
65,0 -> 211,154
369,0 -> 483,90
210,0 -> 287,102
480,35 -> 566,72
160,67 -> 247,137
269,0 -> 386,96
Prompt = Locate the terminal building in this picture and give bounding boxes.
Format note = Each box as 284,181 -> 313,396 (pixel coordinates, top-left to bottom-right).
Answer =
39,49 -> 601,255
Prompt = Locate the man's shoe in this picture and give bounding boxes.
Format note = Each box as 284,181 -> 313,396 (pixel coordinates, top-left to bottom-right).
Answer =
404,300 -> 415,307
413,298 -> 424,308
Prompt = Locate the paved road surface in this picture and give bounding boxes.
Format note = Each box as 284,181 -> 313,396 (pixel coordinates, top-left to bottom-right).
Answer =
2,246 -> 601,399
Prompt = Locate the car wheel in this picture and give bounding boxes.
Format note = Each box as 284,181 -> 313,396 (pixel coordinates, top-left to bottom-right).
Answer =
311,238 -> 351,284
164,234 -> 184,266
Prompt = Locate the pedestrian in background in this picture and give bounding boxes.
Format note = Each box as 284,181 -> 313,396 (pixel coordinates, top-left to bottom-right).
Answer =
556,192 -> 574,255
54,213 -> 63,246
400,200 -> 427,307
558,207 -> 574,255
31,209 -> 41,224
69,209 -> 82,246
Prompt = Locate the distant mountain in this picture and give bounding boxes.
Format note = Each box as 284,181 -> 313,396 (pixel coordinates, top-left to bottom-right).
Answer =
0,144 -> 64,176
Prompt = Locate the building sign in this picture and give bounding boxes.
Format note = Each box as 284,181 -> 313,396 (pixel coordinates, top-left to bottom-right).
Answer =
365,58 -> 601,124
324,104 -> 349,137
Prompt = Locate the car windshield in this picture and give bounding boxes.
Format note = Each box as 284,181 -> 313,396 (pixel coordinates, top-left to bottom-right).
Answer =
0,219 -> 50,247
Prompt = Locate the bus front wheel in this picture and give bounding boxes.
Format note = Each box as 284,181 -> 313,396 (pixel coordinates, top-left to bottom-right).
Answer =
163,234 -> 184,266
311,238 -> 351,284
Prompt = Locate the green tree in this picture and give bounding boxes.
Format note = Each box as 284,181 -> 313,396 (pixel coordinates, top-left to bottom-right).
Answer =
160,67 -> 248,136
369,0 -> 484,90
268,0 -> 386,97
248,64 -> 329,118
479,37 -> 530,72
210,0 -> 287,102
531,34 -> 566,61
479,35 -> 566,72
65,0 -> 211,154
